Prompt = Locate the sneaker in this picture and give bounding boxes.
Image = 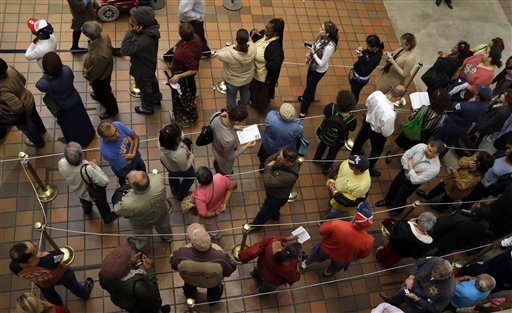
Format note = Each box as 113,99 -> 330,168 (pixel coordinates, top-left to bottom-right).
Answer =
24,138 -> 36,146
135,106 -> 154,115
160,305 -> 171,313
322,268 -> 335,277
300,260 -> 308,272
84,277 -> 94,296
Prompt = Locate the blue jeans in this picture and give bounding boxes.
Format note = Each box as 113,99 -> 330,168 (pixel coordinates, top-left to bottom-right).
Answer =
39,268 -> 90,305
309,241 -> 349,273
251,195 -> 288,225
134,75 -> 162,112
313,141 -> 343,172
168,166 -> 195,201
225,81 -> 250,111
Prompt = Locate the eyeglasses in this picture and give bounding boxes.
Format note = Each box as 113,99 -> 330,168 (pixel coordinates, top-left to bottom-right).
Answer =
105,128 -> 118,139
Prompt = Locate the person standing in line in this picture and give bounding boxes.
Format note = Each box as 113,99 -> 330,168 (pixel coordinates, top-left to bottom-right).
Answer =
217,29 -> 257,110
112,170 -> 173,253
120,7 -> 161,115
25,18 -> 57,70
448,274 -> 496,311
178,0 -> 211,56
59,142 -> 116,223
375,33 -> 417,94
9,241 -> 94,306
375,140 -> 444,216
250,148 -> 300,230
350,85 -> 405,177
0,58 -> 46,147
36,52 -> 96,147
349,34 -> 384,103
67,0 -> 95,53
298,21 -> 339,118
98,121 -> 146,186
210,106 -> 256,175
82,21 -> 119,119
193,166 -> 236,240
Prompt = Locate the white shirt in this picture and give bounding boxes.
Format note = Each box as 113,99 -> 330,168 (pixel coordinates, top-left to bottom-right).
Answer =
401,143 -> 440,185
178,0 -> 204,22
25,35 -> 57,69
58,159 -> 110,201
365,91 -> 396,137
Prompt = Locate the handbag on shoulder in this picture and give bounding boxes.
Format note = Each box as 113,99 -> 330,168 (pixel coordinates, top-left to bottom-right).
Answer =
196,111 -> 222,146
42,81 -> 61,117
80,164 -> 102,200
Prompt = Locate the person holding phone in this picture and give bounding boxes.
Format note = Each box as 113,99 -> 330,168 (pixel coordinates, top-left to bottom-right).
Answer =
298,21 -> 339,118
349,34 -> 384,103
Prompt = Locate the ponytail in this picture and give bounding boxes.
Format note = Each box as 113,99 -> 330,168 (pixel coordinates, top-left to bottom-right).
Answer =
235,29 -> 250,53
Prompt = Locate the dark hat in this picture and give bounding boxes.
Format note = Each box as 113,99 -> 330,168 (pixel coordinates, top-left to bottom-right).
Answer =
347,155 -> 369,171
131,6 -> 155,27
353,202 -> 374,228
505,56 -> 512,69
476,84 -> 492,101
100,245 -> 132,279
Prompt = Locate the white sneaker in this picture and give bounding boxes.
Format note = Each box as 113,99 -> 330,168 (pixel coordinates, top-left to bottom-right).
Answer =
24,138 -> 35,146
300,260 -> 308,272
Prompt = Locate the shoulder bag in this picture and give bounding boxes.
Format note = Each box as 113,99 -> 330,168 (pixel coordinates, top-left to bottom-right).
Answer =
400,105 -> 428,141
195,112 -> 222,146
42,80 -> 61,117
80,164 -> 102,200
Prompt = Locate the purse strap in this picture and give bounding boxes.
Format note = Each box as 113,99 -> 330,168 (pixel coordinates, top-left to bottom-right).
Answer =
80,164 -> 94,187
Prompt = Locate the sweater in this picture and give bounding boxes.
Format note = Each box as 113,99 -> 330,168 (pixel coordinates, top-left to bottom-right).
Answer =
319,220 -> 374,263
25,35 -> 57,69
352,49 -> 382,77
217,42 -> 257,86
261,110 -> 304,155
390,220 -> 434,258
459,54 -> 495,97
257,236 -> 300,286
120,22 -> 160,78
159,142 -> 194,173
58,159 -> 110,201
327,160 -> 371,210
443,155 -> 483,200
172,34 -> 202,72
263,151 -> 300,199
0,66 -> 35,118
83,33 -> 114,81
210,114 -> 248,174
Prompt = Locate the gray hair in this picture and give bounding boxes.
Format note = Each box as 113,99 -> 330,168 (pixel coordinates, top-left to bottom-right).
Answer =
97,121 -> 113,137
390,84 -> 406,98
64,141 -> 83,166
82,21 -> 102,40
432,259 -> 453,280
477,274 -> 496,292
417,212 -> 436,232
131,171 -> 150,193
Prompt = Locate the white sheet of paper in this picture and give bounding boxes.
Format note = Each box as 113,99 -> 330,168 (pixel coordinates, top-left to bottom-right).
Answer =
236,124 -> 261,144
291,226 -> 311,244
409,92 -> 430,110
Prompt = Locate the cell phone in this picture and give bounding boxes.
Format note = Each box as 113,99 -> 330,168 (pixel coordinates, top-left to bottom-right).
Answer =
304,42 -> 312,49
403,288 -> 410,294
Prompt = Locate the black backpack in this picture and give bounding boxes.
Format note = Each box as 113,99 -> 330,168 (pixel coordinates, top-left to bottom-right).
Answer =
316,104 -> 350,148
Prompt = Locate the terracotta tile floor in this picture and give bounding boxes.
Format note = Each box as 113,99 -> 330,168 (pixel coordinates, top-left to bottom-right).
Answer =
0,1 -> 499,312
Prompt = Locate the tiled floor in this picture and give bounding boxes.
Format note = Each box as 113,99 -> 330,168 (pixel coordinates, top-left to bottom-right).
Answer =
1,1 -> 508,313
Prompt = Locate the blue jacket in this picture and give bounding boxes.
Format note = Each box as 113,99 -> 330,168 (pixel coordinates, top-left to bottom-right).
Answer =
261,110 -> 304,155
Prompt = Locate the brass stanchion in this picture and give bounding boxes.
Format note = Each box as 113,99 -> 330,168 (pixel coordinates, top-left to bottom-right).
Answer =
185,298 -> 201,313
288,156 -> 304,202
216,81 -> 227,94
34,222 -> 75,265
18,152 -> 58,203
344,137 -> 354,151
223,0 -> 243,11
128,82 -> 141,97
394,61 -> 423,108
230,224 -> 251,264
380,200 -> 420,239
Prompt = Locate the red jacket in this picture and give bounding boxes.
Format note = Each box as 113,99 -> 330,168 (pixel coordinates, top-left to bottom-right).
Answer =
257,236 -> 300,286
320,220 -> 374,263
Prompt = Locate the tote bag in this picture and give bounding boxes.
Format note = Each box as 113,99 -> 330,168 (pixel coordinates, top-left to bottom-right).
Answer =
400,105 -> 428,141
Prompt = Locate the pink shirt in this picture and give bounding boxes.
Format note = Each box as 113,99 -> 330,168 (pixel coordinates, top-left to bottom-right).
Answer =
459,54 -> 495,96
193,174 -> 234,215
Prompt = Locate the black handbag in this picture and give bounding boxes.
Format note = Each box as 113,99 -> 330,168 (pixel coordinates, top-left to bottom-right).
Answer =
195,111 -> 222,146
0,106 -> 25,127
42,81 -> 61,117
80,164 -> 101,200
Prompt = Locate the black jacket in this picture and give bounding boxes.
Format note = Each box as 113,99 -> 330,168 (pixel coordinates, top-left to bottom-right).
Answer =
120,21 -> 160,78
353,49 -> 382,77
489,182 -> 512,236
390,220 -> 434,258
263,151 -> 299,200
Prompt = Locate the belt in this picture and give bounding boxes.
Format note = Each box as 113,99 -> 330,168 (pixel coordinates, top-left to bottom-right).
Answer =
350,69 -> 371,83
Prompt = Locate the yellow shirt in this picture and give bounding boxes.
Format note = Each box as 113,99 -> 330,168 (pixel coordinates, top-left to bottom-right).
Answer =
327,160 -> 371,210
253,36 -> 279,83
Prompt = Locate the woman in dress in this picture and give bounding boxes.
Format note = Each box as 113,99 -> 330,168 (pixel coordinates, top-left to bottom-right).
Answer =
375,33 -> 417,93
217,29 -> 256,110
36,52 -> 95,147
159,123 -> 195,201
298,21 -> 339,118
349,34 -> 384,103
249,18 -> 285,111
421,41 -> 471,95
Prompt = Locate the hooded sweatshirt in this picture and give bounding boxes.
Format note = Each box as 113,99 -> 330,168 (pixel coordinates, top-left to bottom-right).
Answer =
217,42 -> 256,86
120,22 -> 160,78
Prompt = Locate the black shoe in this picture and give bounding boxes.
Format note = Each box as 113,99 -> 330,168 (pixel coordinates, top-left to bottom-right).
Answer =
127,237 -> 138,251
84,277 -> 94,296
435,0 -> 442,6
71,47 -> 87,54
446,1 -> 453,9
135,106 -> 154,115
370,169 -> 381,177
415,189 -> 428,199
112,48 -> 122,56
384,151 -> 392,164
57,137 -> 67,144
161,305 -> 171,313
297,96 -> 303,102
99,112 -> 116,120
389,209 -> 401,217
104,212 -> 119,224
90,93 -> 98,101
375,200 -> 389,207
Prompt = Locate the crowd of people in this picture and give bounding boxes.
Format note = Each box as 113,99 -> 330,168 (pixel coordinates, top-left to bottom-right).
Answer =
2,0 -> 512,313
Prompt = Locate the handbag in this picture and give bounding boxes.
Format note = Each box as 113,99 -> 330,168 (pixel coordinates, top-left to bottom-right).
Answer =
400,105 -> 428,141
195,112 -> 222,146
421,67 -> 450,90
296,137 -> 309,156
42,81 -> 60,117
181,181 -> 215,216
0,106 -> 25,127
80,164 -> 102,200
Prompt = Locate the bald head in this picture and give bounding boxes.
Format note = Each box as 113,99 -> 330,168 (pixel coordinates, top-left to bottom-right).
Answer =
127,171 -> 150,192
390,84 -> 406,98
476,274 -> 496,292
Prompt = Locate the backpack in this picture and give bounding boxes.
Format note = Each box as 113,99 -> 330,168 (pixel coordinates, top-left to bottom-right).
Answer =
316,104 -> 350,147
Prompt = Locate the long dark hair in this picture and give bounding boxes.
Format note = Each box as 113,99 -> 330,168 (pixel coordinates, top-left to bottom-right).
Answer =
455,41 -> 471,62
273,242 -> 302,264
488,45 -> 503,68
236,29 -> 249,53
323,21 -> 339,50
366,34 -> 384,53
159,124 -> 181,150
268,18 -> 285,43
42,52 -> 62,77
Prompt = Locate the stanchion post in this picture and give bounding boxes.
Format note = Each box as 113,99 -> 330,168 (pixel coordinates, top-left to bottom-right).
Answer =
185,298 -> 201,313
18,152 -> 58,203
230,224 -> 251,264
222,0 -> 243,11
288,156 -> 304,202
34,222 -> 75,265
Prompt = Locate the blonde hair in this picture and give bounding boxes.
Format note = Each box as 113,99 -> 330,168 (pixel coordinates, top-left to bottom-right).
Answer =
16,292 -> 44,313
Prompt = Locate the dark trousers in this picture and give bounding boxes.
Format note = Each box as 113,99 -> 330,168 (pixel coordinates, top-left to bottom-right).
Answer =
252,195 -> 288,225
168,166 -> 195,201
183,282 -> 223,302
134,75 -> 162,112
116,158 -> 147,186
71,30 -> 82,49
351,119 -> 387,171
349,77 -> 368,104
388,288 -> 419,313
257,145 -> 271,170
79,186 -> 113,223
185,75 -> 197,99
426,182 -> 453,211
40,268 -> 90,306
300,70 -> 325,115
313,141 -> 343,172
385,169 -> 420,209
17,108 -> 46,147
459,181 -> 490,211
187,20 -> 210,52
91,76 -> 118,115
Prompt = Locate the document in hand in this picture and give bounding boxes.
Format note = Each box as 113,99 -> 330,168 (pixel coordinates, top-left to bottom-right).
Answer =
291,226 -> 311,244
236,124 -> 261,144
409,92 -> 430,110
